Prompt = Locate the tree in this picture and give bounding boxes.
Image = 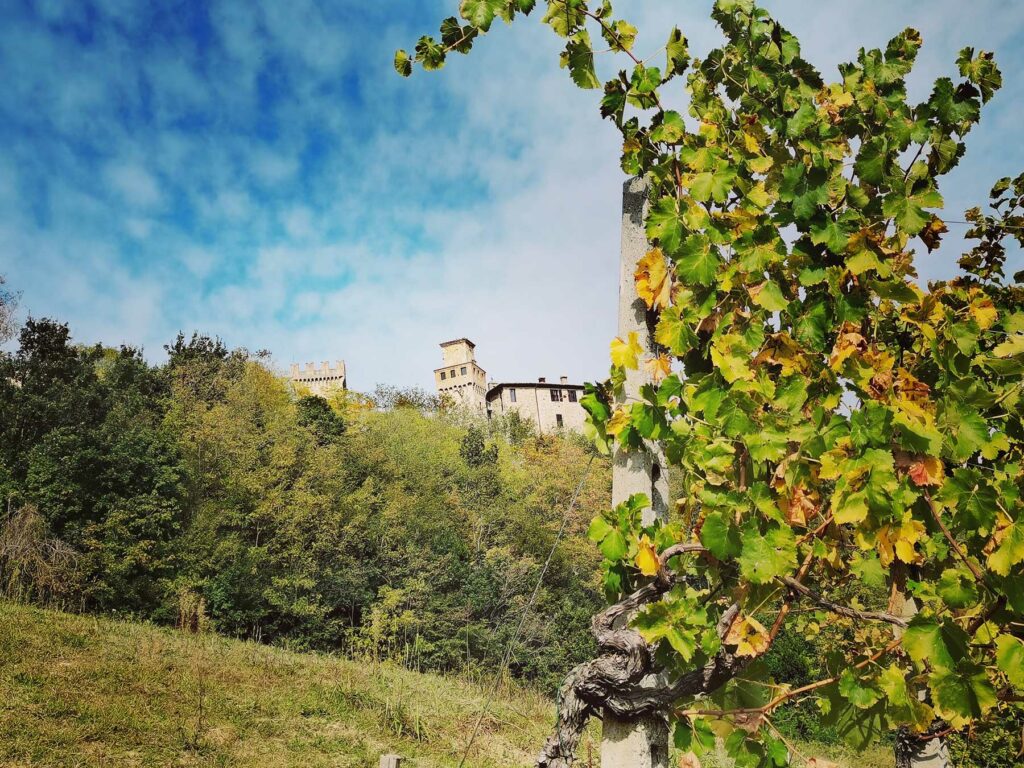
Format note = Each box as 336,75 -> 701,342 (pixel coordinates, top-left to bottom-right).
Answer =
0,319 -> 106,494
400,2 -> 1023,767
296,395 -> 347,444
0,322 -> 186,612
0,274 -> 19,343
460,424 -> 498,467
371,383 -> 442,411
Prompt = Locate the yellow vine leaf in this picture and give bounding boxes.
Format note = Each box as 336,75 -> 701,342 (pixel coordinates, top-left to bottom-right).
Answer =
895,368 -> 933,411
748,155 -> 773,173
781,484 -> 819,528
829,324 -> 867,370
606,408 -> 631,437
635,248 -> 672,310
725,614 -> 771,657
754,332 -> 809,376
679,752 -> 702,768
877,513 -> 926,566
610,331 -> 643,370
908,456 -> 944,487
635,535 -> 660,576
969,292 -> 998,330
645,353 -> 672,383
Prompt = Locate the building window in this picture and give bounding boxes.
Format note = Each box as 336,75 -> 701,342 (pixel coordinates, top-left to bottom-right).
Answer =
440,371 -> 446,380
461,366 -> 467,375
556,414 -> 564,428
509,388 -> 516,403
550,389 -> 562,402
568,389 -> 577,403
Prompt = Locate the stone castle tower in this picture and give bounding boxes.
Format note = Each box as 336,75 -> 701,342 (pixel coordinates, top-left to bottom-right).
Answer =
433,339 -> 487,410
289,360 -> 347,397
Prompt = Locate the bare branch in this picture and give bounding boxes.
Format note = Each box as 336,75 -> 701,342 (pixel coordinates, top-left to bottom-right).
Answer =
923,490 -> 989,587
781,576 -> 908,628
676,636 -> 904,720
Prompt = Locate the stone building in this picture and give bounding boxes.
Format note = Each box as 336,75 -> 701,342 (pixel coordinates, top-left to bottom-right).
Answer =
290,360 -> 347,397
486,377 -> 586,433
432,338 -> 587,432
434,339 -> 488,411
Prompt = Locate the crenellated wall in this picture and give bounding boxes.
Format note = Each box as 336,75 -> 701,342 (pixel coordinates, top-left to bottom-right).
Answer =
289,360 -> 347,397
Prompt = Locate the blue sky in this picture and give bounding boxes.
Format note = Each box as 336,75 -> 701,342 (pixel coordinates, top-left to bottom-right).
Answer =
1,1 -> 1022,391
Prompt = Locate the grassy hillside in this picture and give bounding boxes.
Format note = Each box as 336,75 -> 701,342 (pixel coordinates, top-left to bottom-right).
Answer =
0,601 -> 570,767
0,602 -> 894,768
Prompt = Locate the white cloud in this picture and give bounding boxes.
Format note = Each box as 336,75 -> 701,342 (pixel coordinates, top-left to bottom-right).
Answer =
249,148 -> 299,186
123,217 -> 154,239
104,161 -> 163,209
211,189 -> 254,221
282,206 -> 315,240
179,246 -> 216,279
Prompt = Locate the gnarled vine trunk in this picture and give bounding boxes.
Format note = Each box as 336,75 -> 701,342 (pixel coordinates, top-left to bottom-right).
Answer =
535,566 -> 742,768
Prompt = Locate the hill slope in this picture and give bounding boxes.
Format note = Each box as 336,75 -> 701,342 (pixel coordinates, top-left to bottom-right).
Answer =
0,601 -> 567,767
1,602 -> 898,768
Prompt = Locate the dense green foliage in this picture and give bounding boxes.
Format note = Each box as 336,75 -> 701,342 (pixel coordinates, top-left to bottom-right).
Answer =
0,318 -> 608,692
402,1 -> 1024,765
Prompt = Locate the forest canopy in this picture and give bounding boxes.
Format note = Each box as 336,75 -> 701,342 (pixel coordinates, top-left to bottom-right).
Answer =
0,317 -> 608,692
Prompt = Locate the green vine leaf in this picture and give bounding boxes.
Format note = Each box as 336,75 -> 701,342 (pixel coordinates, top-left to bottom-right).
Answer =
738,523 -> 796,584
459,0 -> 503,31
995,635 -> 1024,689
563,30 -> 601,89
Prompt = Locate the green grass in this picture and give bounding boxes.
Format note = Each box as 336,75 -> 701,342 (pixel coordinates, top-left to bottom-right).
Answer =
0,601 -> 566,767
0,601 -> 891,767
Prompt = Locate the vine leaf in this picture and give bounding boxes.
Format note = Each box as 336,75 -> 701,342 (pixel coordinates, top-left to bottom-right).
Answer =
610,331 -> 643,370
666,27 -> 690,75
929,664 -> 997,727
635,248 -> 672,309
563,30 -> 601,89
644,353 -> 672,383
779,164 -> 828,221
883,184 -> 943,234
394,49 -> 413,77
936,568 -> 979,609
700,509 -> 742,559
689,167 -> 736,203
748,281 -> 789,312
995,635 -> 1024,688
675,235 -> 721,286
724,614 -> 771,657
646,196 -> 688,254
987,519 -> 1024,576
635,534 -> 660,576
738,524 -> 796,584
901,617 -> 969,671
459,0 -> 502,31
907,456 -> 943,486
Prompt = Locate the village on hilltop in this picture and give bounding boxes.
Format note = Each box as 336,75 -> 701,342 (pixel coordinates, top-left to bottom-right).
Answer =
290,338 -> 587,433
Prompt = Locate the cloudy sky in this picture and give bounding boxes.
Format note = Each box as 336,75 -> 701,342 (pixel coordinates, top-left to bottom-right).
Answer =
1,1 -> 1022,391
